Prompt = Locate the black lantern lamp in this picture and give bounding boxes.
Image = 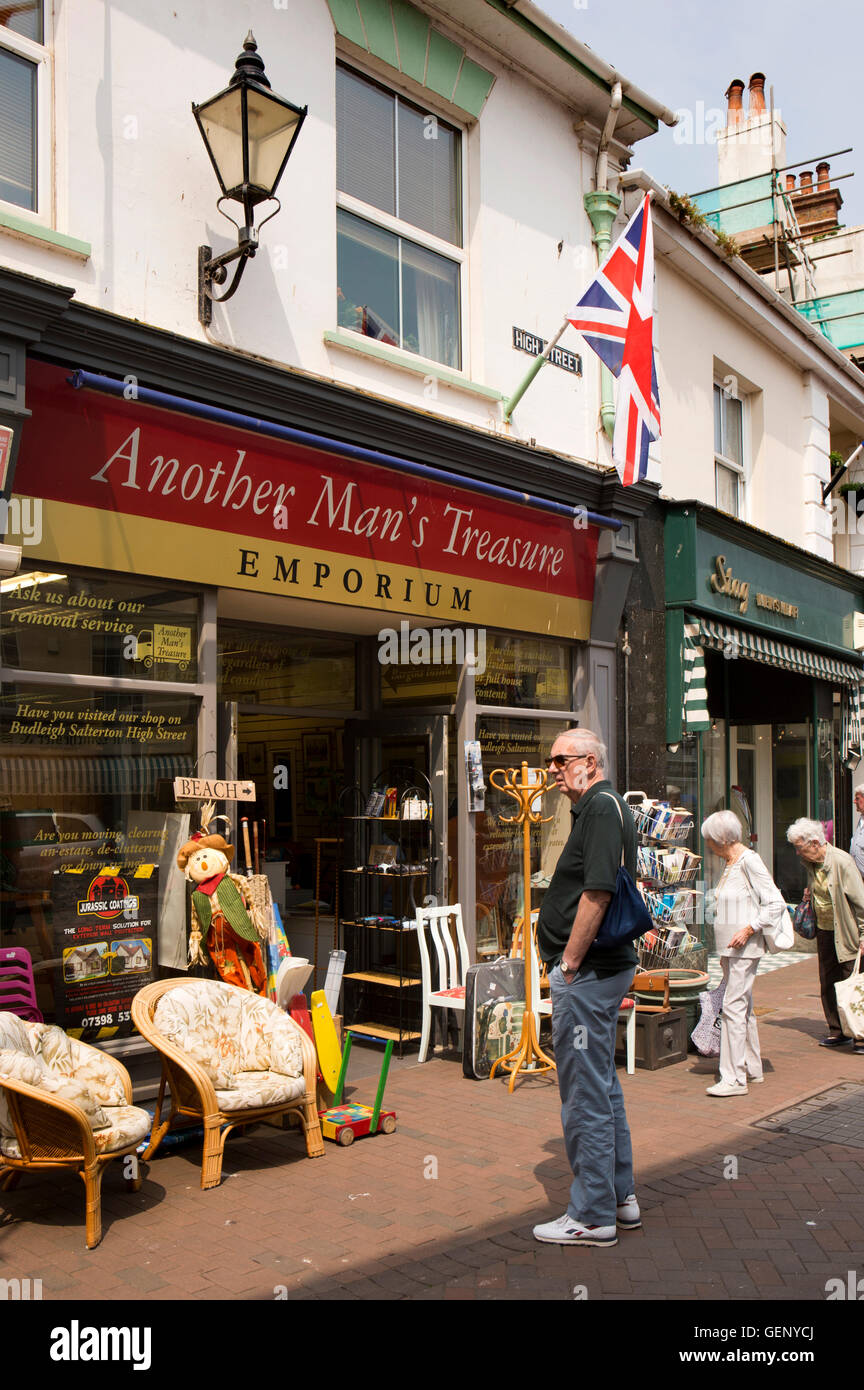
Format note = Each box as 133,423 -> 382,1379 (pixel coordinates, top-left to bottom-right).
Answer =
193,32 -> 307,326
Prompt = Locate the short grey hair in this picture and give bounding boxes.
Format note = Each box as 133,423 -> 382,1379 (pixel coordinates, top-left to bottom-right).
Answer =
701,810 -> 743,847
558,728 -> 606,771
786,817 -> 826,846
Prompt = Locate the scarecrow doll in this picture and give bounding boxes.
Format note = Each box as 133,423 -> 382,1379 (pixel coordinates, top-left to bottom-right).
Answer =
177,805 -> 267,994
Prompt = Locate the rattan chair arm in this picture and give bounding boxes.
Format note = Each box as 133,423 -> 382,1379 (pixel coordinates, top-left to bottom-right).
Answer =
0,1076 -> 97,1162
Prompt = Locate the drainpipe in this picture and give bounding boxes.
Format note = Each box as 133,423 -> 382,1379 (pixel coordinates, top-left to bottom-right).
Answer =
583,82 -> 623,440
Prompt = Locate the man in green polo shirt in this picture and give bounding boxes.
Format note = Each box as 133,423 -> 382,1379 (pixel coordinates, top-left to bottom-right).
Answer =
533,728 -> 639,1248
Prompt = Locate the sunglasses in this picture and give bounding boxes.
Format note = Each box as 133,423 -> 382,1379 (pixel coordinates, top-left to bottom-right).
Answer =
544,753 -> 591,769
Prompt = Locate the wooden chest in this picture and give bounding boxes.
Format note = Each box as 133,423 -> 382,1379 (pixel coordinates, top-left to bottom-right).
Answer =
615,1008 -> 688,1071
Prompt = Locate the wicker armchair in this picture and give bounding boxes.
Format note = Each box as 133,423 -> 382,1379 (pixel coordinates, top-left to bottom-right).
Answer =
0,1023 -> 149,1249
131,978 -> 324,1189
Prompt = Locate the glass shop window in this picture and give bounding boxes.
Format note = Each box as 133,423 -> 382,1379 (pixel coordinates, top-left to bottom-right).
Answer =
476,635 -> 574,710
218,624 -> 356,709
0,568 -> 199,683
0,686 -> 197,1036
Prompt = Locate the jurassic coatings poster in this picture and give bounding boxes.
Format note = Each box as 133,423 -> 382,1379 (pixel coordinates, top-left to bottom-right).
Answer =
53,864 -> 158,1037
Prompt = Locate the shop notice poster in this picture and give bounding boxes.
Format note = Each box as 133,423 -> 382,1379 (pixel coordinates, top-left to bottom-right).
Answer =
53,863 -> 158,1038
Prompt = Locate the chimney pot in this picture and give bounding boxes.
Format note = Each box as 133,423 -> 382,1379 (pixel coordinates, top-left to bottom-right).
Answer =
785,173 -> 796,192
799,169 -> 814,191
816,161 -> 830,189
725,78 -> 745,125
748,72 -> 767,114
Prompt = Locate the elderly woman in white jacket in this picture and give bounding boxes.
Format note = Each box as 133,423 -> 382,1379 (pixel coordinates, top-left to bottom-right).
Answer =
702,810 -> 786,1097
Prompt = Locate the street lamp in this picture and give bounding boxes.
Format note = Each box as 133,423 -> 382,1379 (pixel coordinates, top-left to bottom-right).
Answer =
193,31 -> 307,326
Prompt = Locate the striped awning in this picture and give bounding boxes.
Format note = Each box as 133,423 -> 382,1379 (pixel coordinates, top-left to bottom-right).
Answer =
683,618 -> 711,731
698,617 -> 864,685
1,754 -> 192,798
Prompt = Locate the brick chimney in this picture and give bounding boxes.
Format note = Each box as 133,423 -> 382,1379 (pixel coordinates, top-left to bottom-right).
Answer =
725,79 -> 745,126
748,72 -> 767,115
790,161 -> 843,235
785,173 -> 796,192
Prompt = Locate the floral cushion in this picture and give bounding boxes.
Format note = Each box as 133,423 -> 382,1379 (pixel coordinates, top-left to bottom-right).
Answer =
154,981 -> 305,1091
214,1070 -> 307,1112
0,1012 -> 37,1058
0,1047 -> 111,1134
1,1103 -> 151,1159
29,1023 -> 127,1107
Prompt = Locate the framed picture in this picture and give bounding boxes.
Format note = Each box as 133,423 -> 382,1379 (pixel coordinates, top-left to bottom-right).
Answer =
247,742 -> 267,776
303,731 -> 332,771
304,776 -> 332,814
368,842 -> 398,867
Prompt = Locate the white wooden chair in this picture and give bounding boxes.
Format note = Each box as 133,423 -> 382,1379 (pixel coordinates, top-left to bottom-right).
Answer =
414,904 -> 470,1063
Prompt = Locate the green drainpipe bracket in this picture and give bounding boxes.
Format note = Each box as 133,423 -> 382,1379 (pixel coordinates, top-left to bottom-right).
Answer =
584,189 -> 622,440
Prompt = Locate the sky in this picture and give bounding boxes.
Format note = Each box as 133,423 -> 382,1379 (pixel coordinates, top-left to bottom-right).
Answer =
538,0 -> 863,228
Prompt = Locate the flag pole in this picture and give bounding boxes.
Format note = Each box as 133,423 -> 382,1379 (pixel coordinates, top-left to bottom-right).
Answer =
502,318 -> 571,422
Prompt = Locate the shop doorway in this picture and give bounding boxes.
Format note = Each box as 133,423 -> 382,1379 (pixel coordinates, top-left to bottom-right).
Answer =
730,724 -> 772,862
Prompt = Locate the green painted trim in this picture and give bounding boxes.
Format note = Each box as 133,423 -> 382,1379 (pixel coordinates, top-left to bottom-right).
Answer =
358,0 -> 399,69
666,607 -> 685,744
482,0 -> 658,132
324,327 -> 505,400
391,0 -> 429,84
0,209 -> 90,259
452,58 -> 496,119
425,28 -> 464,103
326,0 -> 368,49
327,0 -> 495,118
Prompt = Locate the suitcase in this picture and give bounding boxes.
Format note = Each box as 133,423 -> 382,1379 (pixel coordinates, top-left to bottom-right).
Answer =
462,957 -> 525,1079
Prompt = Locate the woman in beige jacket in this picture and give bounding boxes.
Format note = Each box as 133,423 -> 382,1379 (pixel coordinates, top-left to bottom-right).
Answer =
787,817 -> 864,1054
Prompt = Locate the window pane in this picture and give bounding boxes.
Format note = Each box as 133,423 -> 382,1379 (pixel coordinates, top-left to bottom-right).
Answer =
397,99 -> 460,245
1,568 -> 199,682
218,624 -> 356,709
337,209 -> 399,345
401,235 -> 460,368
715,462 -> 739,516
724,395 -> 743,465
2,1 -> 42,43
476,635 -> 572,709
336,65 -> 395,218
0,46 -> 36,210
713,384 -> 723,455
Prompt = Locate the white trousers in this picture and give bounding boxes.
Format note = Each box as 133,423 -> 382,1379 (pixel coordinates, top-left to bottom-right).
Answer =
719,955 -> 762,1085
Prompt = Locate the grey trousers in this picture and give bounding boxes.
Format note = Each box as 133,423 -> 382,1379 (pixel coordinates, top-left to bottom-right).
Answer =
550,963 -> 635,1227
718,954 -> 762,1085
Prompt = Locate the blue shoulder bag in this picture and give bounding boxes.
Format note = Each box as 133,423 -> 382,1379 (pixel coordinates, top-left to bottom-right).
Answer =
592,793 -> 653,949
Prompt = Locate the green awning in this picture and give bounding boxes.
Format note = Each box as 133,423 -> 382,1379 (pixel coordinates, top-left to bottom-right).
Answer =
699,617 -> 863,685
682,618 -> 710,731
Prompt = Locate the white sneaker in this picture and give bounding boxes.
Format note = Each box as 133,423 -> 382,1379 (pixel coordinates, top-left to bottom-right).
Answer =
748,1074 -> 764,1083
616,1194 -> 642,1230
706,1080 -> 748,1097
532,1214 -> 618,1246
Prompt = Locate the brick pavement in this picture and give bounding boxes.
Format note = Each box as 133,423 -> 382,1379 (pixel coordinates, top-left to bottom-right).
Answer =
2,956 -> 863,1302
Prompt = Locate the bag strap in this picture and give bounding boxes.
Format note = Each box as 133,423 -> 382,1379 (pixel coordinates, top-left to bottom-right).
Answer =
598,792 -> 626,869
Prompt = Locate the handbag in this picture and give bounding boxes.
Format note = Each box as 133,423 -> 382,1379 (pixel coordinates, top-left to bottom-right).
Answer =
792,894 -> 816,941
592,794 -> 653,950
690,980 -> 726,1056
739,853 -> 793,953
835,950 -> 864,1041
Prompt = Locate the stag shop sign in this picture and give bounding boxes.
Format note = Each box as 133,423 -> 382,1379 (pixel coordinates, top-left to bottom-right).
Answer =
14,363 -> 599,640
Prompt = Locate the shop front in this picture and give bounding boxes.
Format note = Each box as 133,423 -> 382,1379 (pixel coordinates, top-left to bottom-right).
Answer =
1,349 -> 640,1054
664,502 -> 864,905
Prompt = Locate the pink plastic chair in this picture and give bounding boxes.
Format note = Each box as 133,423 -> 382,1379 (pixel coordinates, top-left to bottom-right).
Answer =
0,947 -> 43,1022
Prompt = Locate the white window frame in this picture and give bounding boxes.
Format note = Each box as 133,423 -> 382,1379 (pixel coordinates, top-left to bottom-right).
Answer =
335,59 -> 469,375
0,5 -> 53,225
713,379 -> 749,520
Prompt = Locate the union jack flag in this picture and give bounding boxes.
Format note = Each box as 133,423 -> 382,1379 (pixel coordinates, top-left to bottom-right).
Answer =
567,193 -> 660,486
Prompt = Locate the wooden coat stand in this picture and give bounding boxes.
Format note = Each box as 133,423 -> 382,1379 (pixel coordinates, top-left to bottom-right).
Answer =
488,761 -> 556,1091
